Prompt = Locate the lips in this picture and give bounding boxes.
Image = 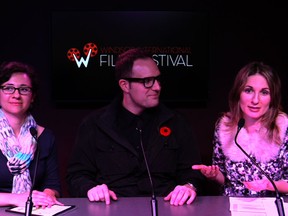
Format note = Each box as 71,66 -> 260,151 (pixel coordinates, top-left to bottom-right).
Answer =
148,95 -> 159,99
248,106 -> 260,112
10,102 -> 22,106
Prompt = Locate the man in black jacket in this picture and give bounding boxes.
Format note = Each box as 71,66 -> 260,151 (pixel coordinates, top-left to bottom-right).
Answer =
66,48 -> 204,206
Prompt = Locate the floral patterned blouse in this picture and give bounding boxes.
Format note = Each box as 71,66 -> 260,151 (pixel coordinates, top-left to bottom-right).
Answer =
212,113 -> 288,196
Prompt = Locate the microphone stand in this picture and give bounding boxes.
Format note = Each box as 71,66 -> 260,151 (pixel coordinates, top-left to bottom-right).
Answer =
235,119 -> 285,216
25,127 -> 40,216
137,127 -> 158,216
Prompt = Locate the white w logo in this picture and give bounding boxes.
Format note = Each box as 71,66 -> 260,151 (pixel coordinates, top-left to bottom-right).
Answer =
73,49 -> 92,68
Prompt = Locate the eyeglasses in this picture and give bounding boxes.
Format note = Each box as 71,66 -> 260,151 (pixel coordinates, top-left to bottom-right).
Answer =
0,86 -> 33,95
123,75 -> 161,88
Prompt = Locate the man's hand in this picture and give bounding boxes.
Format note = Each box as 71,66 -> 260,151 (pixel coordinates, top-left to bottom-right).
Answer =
87,184 -> 118,205
164,184 -> 197,206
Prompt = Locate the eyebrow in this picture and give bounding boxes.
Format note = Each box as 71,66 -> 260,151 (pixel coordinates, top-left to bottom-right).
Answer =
3,84 -> 31,87
245,85 -> 269,89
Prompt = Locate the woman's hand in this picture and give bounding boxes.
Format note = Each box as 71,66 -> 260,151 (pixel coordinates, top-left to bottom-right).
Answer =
243,178 -> 272,192
0,190 -> 62,208
192,164 -> 220,180
32,190 -> 63,209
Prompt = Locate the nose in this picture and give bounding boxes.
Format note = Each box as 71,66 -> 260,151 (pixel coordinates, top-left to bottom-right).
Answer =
251,92 -> 259,104
10,88 -> 22,98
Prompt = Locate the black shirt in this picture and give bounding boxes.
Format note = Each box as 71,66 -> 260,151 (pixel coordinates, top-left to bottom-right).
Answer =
116,106 -> 158,160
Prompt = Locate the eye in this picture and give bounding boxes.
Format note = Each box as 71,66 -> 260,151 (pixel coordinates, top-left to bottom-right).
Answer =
243,87 -> 253,94
261,89 -> 270,95
20,87 -> 31,93
2,86 -> 15,92
4,86 -> 14,91
144,77 -> 154,85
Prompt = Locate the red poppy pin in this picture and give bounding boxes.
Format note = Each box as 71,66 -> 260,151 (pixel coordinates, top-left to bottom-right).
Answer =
160,126 -> 171,137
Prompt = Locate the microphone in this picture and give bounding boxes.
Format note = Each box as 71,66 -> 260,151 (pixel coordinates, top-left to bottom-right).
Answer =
136,124 -> 158,216
235,118 -> 285,216
25,127 -> 40,216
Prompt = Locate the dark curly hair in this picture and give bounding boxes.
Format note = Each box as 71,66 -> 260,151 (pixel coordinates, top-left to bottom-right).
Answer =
0,61 -> 39,110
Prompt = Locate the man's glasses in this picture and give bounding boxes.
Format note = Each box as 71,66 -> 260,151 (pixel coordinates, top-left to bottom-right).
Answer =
0,86 -> 33,95
123,75 -> 161,88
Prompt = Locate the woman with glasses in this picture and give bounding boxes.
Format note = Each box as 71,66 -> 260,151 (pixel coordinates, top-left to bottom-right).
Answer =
0,61 -> 63,207
67,48 -> 204,206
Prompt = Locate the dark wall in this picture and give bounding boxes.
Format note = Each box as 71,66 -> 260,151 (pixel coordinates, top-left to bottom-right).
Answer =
1,1 -> 287,197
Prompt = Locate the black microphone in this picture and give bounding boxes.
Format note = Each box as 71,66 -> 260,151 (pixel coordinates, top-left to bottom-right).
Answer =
136,124 -> 158,216
235,118 -> 285,216
25,127 -> 40,216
